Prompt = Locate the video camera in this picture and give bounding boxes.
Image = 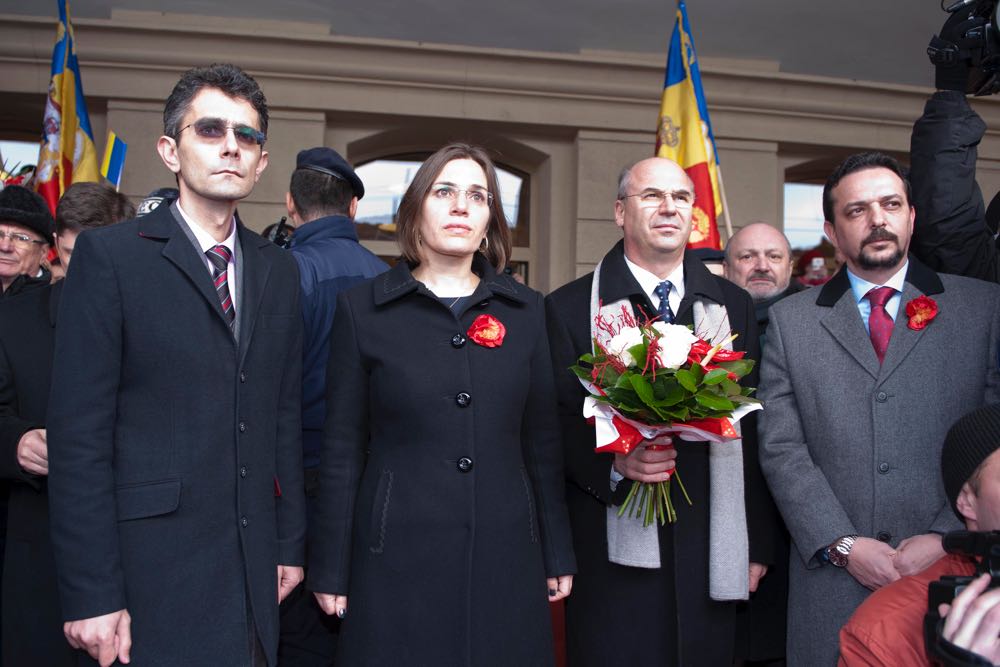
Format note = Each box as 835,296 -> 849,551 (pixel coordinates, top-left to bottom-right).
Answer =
924,530 -> 1000,666
929,0 -> 1000,95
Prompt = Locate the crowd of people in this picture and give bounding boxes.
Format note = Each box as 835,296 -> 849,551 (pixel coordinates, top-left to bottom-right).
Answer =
2,57 -> 1000,667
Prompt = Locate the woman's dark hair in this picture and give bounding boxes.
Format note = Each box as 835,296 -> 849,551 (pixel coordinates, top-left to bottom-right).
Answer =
395,143 -> 511,272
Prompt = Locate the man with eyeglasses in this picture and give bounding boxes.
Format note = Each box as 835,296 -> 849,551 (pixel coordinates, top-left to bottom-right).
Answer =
279,147 -> 386,665
545,157 -> 773,667
0,185 -> 54,297
47,64 -> 306,667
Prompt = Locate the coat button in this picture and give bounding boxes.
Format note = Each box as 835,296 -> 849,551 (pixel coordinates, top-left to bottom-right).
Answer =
876,391 -> 888,402
240,466 -> 247,478
241,516 -> 249,527
240,371 -> 247,383
876,531 -> 891,542
455,392 -> 472,407
239,421 -> 247,433
457,457 -> 474,472
878,462 -> 889,474
451,334 -> 466,348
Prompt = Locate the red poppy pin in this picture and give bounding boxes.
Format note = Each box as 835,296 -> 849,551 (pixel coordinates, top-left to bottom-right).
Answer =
905,295 -> 938,331
467,314 -> 506,348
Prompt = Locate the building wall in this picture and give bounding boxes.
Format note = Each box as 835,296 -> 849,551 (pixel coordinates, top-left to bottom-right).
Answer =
3,10 -> 999,292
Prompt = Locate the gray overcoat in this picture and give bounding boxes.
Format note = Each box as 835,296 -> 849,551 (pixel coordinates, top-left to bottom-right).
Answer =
758,259 -> 1000,666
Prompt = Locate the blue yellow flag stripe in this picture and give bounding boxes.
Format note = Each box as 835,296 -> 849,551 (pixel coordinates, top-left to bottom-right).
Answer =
101,132 -> 127,188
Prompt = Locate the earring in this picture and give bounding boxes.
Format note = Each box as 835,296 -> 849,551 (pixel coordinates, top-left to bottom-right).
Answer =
479,236 -> 489,253
418,234 -> 423,245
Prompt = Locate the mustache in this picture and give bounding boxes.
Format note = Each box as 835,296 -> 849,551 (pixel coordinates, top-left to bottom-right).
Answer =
747,271 -> 775,284
862,228 -> 898,246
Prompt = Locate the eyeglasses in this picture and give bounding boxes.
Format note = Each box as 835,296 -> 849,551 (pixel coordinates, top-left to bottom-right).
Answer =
178,118 -> 266,147
430,184 -> 494,207
620,189 -> 694,209
0,229 -> 47,250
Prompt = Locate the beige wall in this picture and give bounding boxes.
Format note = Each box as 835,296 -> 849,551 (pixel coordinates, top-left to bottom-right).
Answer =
3,11 -> 1000,292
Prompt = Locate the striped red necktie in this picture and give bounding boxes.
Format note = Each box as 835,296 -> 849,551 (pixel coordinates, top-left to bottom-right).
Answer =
865,286 -> 895,365
205,244 -> 235,328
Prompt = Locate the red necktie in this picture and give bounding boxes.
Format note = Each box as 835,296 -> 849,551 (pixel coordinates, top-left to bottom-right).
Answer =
865,286 -> 895,365
206,244 -> 235,328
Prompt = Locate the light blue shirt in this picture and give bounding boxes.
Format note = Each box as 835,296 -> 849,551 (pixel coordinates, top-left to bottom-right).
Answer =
846,261 -> 908,334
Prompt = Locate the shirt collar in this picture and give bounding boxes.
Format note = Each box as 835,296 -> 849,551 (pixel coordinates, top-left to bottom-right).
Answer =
175,201 -> 237,257
623,253 -> 686,303
847,260 -> 909,305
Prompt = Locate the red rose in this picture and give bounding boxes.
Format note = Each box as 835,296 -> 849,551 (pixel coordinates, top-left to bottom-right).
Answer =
467,314 -> 506,348
905,296 -> 938,331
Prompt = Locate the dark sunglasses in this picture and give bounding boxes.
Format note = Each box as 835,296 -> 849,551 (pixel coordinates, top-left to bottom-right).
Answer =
178,118 -> 266,147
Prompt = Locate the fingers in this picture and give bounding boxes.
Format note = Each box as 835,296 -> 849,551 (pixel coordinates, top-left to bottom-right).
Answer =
615,445 -> 678,483
117,611 -> 132,664
944,573 -> 993,641
63,622 -> 81,650
547,576 -> 573,602
96,631 -> 117,667
313,592 -> 348,618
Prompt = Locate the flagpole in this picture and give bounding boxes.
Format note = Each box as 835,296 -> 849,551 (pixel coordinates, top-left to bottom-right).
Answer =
715,165 -> 735,241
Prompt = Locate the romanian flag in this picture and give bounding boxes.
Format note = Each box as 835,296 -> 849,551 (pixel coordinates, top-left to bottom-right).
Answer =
655,2 -> 723,250
36,0 -> 99,214
101,131 -> 127,189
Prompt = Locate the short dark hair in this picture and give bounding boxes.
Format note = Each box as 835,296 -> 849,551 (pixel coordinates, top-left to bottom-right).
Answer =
55,182 -> 136,235
289,169 -> 354,221
822,152 -> 911,224
396,143 -> 512,272
163,64 -> 268,142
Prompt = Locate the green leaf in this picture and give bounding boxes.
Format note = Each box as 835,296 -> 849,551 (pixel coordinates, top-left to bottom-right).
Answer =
652,378 -> 686,406
675,368 -> 698,393
694,391 -> 735,411
689,363 -> 706,382
628,373 -> 656,407
626,343 -> 648,368
715,359 -> 755,378
720,378 -> 741,396
703,368 -> 729,385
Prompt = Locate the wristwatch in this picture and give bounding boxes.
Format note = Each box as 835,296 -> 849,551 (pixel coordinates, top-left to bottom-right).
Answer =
825,535 -> 859,568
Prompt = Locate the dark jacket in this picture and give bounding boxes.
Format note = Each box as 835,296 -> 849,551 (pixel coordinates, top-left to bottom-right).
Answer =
910,90 -> 1000,282
0,281 -> 74,666
545,241 -> 772,667
307,255 -> 576,666
46,203 -> 307,667
289,215 -> 387,470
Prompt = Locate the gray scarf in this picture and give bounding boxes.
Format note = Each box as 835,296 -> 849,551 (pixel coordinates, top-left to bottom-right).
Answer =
589,259 -> 749,601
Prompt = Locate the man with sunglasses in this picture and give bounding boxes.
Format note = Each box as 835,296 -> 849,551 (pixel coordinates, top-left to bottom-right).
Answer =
0,185 -> 54,297
47,64 -> 306,667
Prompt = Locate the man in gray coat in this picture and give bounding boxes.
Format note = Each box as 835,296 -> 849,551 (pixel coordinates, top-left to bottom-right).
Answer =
758,151 -> 1000,665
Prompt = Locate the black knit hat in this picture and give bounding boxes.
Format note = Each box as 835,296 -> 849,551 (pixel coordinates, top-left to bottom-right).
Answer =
0,185 -> 54,245
942,404 -> 1000,514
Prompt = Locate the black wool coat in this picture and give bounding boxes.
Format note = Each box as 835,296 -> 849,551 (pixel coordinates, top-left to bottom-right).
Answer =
0,281 -> 75,666
545,241 -> 775,667
307,256 -> 577,666
47,204 -> 307,667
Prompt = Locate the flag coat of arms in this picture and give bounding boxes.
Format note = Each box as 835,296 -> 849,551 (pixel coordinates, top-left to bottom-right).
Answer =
655,2 -> 723,250
36,0 -> 99,213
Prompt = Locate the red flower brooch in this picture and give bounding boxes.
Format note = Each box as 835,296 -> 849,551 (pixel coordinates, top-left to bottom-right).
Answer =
467,314 -> 506,348
905,295 -> 938,331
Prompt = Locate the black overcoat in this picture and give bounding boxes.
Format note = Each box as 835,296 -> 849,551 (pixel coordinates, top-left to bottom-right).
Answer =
545,241 -> 774,667
46,203 -> 307,667
0,281 -> 75,666
307,256 -> 577,666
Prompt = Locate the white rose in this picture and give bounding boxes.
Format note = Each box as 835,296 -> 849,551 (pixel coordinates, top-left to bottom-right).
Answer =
650,322 -> 697,370
605,327 -> 645,368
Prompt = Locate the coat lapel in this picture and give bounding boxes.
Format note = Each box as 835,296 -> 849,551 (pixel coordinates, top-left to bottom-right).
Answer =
817,267 -> 880,379
877,259 -> 945,383
236,225 -> 272,366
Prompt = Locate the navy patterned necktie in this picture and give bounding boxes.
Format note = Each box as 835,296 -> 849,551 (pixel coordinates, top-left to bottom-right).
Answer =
206,244 -> 235,328
653,280 -> 675,324
865,286 -> 895,365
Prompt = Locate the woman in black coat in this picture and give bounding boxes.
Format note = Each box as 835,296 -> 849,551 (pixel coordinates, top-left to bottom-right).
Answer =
308,143 -> 576,666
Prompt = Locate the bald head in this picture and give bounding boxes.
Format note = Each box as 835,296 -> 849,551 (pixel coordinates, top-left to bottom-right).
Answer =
723,222 -> 793,301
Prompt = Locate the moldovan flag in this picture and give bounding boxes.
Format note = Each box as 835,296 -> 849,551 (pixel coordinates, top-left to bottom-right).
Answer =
36,0 -> 99,214
655,2 -> 723,250
100,131 -> 127,189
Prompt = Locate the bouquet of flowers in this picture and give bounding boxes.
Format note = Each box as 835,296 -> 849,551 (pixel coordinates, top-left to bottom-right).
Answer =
571,304 -> 761,526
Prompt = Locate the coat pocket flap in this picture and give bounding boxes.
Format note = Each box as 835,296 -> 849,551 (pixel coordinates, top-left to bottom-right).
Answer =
116,479 -> 182,521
